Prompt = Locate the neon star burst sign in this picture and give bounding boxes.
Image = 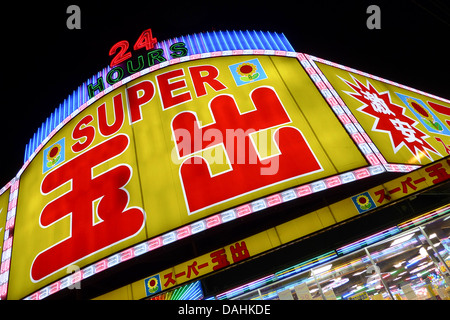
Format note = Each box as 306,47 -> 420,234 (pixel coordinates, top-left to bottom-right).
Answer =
342,76 -> 439,162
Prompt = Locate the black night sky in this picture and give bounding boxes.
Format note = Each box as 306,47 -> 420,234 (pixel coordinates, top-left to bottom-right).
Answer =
1,0 -> 450,187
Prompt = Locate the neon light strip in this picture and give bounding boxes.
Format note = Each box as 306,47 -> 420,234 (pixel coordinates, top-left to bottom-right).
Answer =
336,226 -> 400,256
397,203 -> 450,230
310,56 -> 450,104
336,204 -> 450,256
150,280 -> 204,300
303,55 -> 387,167
215,275 -> 274,300
214,251 -> 338,300
0,179 -> 19,300
274,251 -> 338,281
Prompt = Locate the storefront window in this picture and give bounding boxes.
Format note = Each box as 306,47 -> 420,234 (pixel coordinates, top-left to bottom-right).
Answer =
232,250 -> 389,300
419,216 -> 450,299
242,270 -> 312,300
309,250 -> 390,300
365,230 -> 428,300
224,212 -> 450,301
365,225 -> 450,300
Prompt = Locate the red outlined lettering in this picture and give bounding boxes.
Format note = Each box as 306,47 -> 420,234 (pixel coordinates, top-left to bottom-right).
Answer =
98,93 -> 125,136
126,80 -> 156,124
189,65 -> 227,98
71,115 -> 95,153
172,86 -> 322,213
210,248 -> 230,271
156,69 -> 192,110
109,40 -> 132,68
133,28 -> 157,51
425,160 -> 450,184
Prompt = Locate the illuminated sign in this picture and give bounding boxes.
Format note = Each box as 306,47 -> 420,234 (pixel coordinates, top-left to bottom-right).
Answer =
315,60 -> 450,166
23,30 -> 295,163
89,28 -> 188,98
348,156 -> 450,214
325,155 -> 450,226
98,229 -> 280,300
109,28 -> 159,67
143,239 -> 252,297
9,53 -> 367,299
5,30 -> 449,301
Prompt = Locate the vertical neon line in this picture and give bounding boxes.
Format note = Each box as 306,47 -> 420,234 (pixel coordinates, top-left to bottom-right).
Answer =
279,33 -> 294,51
206,32 -> 216,52
226,30 -> 237,50
213,31 -> 222,51
218,30 -> 229,51
197,33 -> 205,53
23,144 -> 28,163
238,30 -> 250,49
197,33 -> 207,53
245,30 -> 257,49
190,34 -> 198,54
251,30 -> 265,49
265,31 -> 279,50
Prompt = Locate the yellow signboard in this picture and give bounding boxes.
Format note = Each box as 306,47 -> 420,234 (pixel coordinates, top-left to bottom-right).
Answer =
316,61 -> 450,166
95,228 -> 280,300
137,231 -> 277,299
9,55 -> 367,299
340,156 -> 450,217
10,88 -> 147,299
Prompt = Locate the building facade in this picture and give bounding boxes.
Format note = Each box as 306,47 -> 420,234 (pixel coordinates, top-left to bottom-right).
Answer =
0,30 -> 449,300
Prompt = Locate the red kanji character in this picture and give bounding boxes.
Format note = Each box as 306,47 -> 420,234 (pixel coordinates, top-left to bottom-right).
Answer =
210,248 -> 230,271
229,241 -> 250,263
186,261 -> 200,278
425,161 -> 450,184
435,137 -> 450,155
401,177 -> 417,193
343,78 -> 437,161
31,134 -> 145,281
163,272 -> 176,287
374,189 -> 391,204
172,87 -> 322,213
